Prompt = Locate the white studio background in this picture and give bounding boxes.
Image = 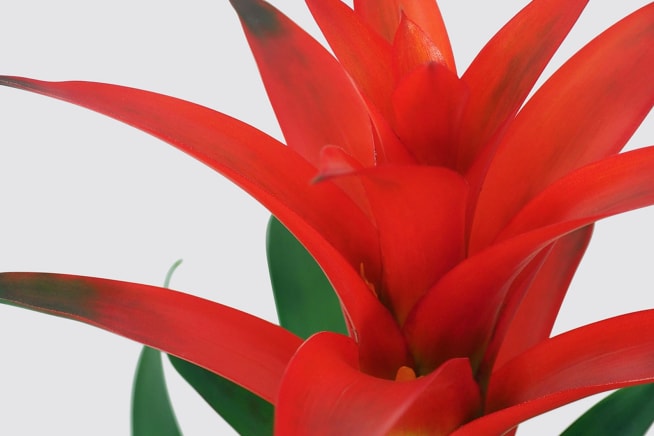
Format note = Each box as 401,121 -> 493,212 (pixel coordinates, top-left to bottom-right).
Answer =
0,1 -> 652,435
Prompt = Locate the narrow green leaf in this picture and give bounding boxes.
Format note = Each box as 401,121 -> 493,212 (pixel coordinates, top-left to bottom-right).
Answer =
266,215 -> 347,339
168,355 -> 273,436
131,259 -> 183,436
561,383 -> 654,436
163,259 -> 184,289
131,347 -> 182,436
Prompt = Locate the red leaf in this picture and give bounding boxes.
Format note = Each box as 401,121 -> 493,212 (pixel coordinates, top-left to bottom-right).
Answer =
392,14 -> 448,80
391,63 -> 468,166
306,0 -> 394,119
499,146 -> 654,240
485,225 -> 594,375
0,272 -> 301,403
230,0 -> 376,167
458,0 -> 588,172
454,310 -> 654,435
0,77 -> 408,376
360,166 -> 467,325
353,0 -> 455,72
0,76 -> 376,277
275,332 -> 481,435
470,4 -> 654,253
406,146 -> 654,373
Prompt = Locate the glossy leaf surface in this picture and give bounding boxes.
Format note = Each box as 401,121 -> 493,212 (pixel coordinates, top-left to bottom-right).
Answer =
266,216 -> 347,339
561,383 -> 654,436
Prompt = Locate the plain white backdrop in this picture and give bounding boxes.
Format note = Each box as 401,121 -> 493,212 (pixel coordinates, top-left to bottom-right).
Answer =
0,1 -> 652,434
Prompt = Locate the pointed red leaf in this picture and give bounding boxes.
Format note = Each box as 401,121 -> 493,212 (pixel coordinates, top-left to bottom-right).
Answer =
0,76 -> 376,277
391,63 -> 468,166
486,225 -> 594,373
407,147 -> 654,373
454,310 -> 654,435
474,245 -> 554,381
392,14 -> 448,80
499,146 -> 654,240
306,0 -> 394,119
0,77 -> 408,375
457,0 -> 588,172
303,0 -> 415,165
353,0 -> 455,72
368,102 -> 417,165
361,166 -> 467,325
470,4 -> 654,253
230,0 -> 376,167
275,332 -> 481,435
0,272 -> 301,403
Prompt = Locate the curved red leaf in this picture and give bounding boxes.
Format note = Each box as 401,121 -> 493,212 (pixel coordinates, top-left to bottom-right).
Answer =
0,77 -> 408,375
275,332 -> 481,435
499,146 -> 654,240
485,225 -> 594,375
0,272 -> 301,403
0,76 -> 376,278
470,4 -> 654,253
406,147 -> 654,373
230,0 -> 376,168
458,0 -> 588,172
454,310 -> 654,435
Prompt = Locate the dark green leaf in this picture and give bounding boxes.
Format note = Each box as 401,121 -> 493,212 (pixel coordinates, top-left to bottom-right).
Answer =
131,346 -> 182,436
561,383 -> 654,435
168,355 -> 273,436
266,215 -> 347,339
131,259 -> 182,436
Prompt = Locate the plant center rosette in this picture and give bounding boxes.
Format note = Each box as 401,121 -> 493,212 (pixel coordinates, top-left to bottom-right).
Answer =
230,1 -> 654,433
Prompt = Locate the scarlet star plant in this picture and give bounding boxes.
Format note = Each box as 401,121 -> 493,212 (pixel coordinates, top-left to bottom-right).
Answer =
0,0 -> 653,434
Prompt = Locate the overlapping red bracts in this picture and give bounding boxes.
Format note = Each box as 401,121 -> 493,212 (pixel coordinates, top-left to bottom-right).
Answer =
1,0 -> 652,433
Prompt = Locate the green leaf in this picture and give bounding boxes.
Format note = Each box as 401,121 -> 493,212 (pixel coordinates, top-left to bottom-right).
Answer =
266,215 -> 347,339
131,346 -> 182,436
168,355 -> 273,435
131,259 -> 183,436
561,383 -> 654,436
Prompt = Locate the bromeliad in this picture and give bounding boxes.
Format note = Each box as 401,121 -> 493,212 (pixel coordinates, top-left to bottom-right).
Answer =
1,0 -> 653,434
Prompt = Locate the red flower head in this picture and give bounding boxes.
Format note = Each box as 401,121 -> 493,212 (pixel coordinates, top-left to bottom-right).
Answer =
0,0 -> 652,434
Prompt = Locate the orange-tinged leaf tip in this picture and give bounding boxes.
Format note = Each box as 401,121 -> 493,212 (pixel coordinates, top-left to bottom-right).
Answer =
229,0 -> 280,35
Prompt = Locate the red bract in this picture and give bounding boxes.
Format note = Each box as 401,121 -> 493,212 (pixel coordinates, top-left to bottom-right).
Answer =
0,0 -> 653,434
